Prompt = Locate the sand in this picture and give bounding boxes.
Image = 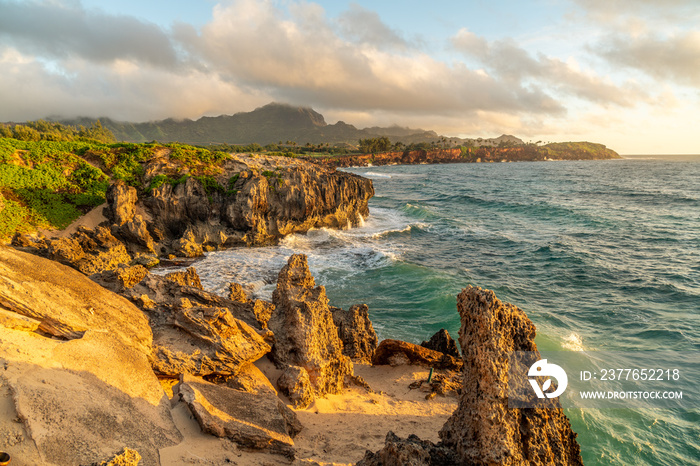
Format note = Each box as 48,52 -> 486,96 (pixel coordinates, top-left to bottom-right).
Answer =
39,202 -> 108,239
159,358 -> 458,465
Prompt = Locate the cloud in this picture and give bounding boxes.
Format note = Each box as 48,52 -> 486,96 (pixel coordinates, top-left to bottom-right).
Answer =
596,31 -> 700,88
452,28 -> 648,107
0,0 -> 566,128
335,3 -> 409,50
179,1 -> 563,116
0,47 -> 268,121
0,0 -> 179,68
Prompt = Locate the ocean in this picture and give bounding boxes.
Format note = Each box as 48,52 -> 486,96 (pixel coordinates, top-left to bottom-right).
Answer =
166,155 -> 700,465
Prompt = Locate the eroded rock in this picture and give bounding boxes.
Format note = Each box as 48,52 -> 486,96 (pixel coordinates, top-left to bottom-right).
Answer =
268,254 -> 353,396
45,226 -> 132,275
438,286 -> 583,465
105,181 -> 137,226
152,304 -> 270,377
331,304 -> 378,363
356,431 -> 458,466
420,328 -> 460,359
164,266 -> 203,289
372,339 -> 462,371
174,373 -> 298,458
277,365 -> 315,409
92,268 -> 269,377
93,447 -> 142,466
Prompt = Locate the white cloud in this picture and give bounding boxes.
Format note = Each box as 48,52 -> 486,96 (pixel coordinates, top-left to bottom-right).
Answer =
452,27 -> 649,107
596,31 -> 700,88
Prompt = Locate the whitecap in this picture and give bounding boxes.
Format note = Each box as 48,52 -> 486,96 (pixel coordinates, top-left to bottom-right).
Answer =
363,171 -> 392,179
562,332 -> 585,352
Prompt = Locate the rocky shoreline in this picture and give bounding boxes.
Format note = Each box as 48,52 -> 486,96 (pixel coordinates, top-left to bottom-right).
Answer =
1,152 -> 584,465
0,245 -> 582,465
308,142 -> 620,168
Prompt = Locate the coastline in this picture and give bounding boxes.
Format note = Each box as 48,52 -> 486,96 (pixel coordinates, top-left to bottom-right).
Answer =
0,148 -> 591,464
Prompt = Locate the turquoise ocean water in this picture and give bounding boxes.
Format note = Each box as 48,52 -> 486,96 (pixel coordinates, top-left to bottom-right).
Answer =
177,155 -> 700,465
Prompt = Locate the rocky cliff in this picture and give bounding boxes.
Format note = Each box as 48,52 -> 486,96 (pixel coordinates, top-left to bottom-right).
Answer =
0,243 -> 585,464
360,285 -> 583,465
311,142 -> 620,168
12,150 -> 374,270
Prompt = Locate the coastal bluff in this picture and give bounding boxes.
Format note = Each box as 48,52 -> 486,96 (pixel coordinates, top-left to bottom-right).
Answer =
0,245 -> 583,465
10,150 -> 374,269
310,141 -> 620,168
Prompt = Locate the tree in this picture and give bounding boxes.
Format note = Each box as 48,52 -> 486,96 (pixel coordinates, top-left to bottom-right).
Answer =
358,136 -> 391,153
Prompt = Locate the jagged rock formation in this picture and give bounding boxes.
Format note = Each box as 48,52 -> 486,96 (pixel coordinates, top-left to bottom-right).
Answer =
93,448 -> 142,466
438,286 -> 583,465
277,365 -> 315,409
10,151 -> 373,270
163,266 -> 203,289
421,328 -> 460,359
105,181 -> 156,255
0,246 -> 182,465
268,254 -> 353,402
362,286 -> 583,465
356,431 -> 458,466
24,225 -> 133,275
372,339 -> 462,371
331,304 -> 378,363
92,266 -> 270,377
144,153 -> 373,249
174,373 -> 300,458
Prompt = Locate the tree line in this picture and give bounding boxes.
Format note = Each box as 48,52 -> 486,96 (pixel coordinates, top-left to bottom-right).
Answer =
0,120 -> 115,144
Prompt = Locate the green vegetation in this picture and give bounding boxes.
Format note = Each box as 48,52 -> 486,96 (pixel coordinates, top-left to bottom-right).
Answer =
0,120 -> 115,144
358,137 -> 392,153
0,138 -> 110,239
0,121 -> 242,240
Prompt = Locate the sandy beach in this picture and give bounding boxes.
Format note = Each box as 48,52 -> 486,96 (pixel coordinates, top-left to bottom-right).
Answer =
159,359 -> 458,465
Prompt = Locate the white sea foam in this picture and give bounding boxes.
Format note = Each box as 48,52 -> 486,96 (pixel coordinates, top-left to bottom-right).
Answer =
562,332 -> 585,352
363,171 -> 392,179
157,206 -> 415,300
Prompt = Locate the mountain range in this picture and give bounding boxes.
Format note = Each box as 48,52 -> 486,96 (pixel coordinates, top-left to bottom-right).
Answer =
59,103 -> 523,147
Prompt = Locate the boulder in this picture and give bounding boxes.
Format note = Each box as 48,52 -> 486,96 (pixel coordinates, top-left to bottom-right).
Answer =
228,282 -> 249,302
95,264 -> 149,291
356,431 -> 458,466
213,362 -> 276,395
174,373 -> 299,458
164,266 -> 203,289
93,447 -> 142,466
438,286 -> 583,465
277,365 -> 315,409
105,181 -> 137,226
331,304 -> 378,363
0,246 -> 151,354
420,328 -> 460,359
252,299 -> 275,329
118,215 -> 156,254
171,229 -> 204,258
1,328 -> 181,466
268,254 -> 353,396
46,226 -> 132,275
151,304 -> 271,377
372,339 -> 462,371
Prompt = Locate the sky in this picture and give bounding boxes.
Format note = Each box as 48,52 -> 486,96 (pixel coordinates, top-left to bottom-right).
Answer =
0,0 -> 698,154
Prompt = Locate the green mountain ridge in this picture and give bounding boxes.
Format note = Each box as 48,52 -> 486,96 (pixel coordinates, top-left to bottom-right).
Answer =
55,103 -> 523,147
